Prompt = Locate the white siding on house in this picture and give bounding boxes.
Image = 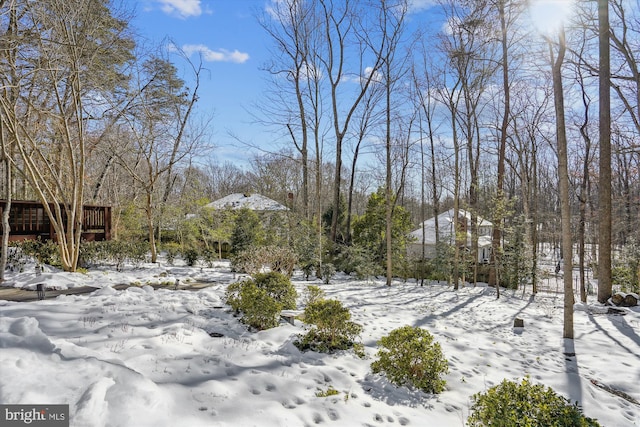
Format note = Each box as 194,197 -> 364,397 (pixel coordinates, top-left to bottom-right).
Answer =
408,208 -> 494,263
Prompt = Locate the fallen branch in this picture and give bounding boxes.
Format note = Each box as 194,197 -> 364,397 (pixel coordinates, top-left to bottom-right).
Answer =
590,379 -> 640,405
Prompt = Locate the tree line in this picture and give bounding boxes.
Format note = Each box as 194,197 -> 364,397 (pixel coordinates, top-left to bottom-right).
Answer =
1,0 -> 639,340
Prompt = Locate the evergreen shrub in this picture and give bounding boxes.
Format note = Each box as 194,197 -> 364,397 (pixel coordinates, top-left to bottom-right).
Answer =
371,325 -> 448,394
238,281 -> 281,330
183,248 -> 199,266
320,263 -> 335,284
163,243 -> 180,265
467,377 -> 600,426
295,298 -> 362,353
224,272 -> 297,330
303,285 -> 325,306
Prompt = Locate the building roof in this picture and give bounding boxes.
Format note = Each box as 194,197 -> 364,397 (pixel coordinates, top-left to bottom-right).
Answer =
409,208 -> 493,247
206,193 -> 288,212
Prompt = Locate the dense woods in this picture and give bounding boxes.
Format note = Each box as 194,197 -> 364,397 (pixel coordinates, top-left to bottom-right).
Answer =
1,0 -> 639,336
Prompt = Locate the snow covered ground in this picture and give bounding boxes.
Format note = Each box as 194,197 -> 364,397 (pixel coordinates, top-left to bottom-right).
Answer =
1,258 -> 639,426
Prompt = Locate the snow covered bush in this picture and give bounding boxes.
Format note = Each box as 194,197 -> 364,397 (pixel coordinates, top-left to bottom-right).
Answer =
295,298 -> 362,354
467,377 -> 600,427
224,272 -> 297,330
371,326 -> 448,394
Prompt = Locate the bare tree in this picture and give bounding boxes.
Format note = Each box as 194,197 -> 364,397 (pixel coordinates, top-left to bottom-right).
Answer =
316,0 -> 386,243
375,0 -> 411,285
259,0 -> 320,220
438,0 -> 497,289
0,0 -> 133,271
412,46 -> 444,286
118,50 -> 205,262
548,25 -> 574,339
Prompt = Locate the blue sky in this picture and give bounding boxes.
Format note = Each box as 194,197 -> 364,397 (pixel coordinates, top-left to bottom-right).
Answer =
130,0 -> 279,167
127,1 -> 565,169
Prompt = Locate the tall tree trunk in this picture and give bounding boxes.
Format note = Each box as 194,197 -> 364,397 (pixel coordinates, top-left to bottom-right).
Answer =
0,157 -> 11,281
597,0 -> 612,303
490,0 -> 510,298
146,189 -> 157,263
550,28 -> 574,340
577,84 -> 592,304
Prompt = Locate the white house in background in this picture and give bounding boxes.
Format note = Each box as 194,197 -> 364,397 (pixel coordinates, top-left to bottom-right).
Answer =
206,193 -> 289,212
407,208 -> 494,263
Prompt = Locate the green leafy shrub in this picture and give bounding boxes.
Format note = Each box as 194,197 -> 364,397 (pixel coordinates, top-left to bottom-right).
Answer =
303,285 -> 325,306
202,248 -> 216,268
321,263 -> 335,284
467,377 -> 600,426
612,239 -> 640,294
224,281 -> 243,314
163,243 -> 181,265
238,281 -> 281,330
15,239 -> 60,267
301,262 -> 317,280
79,241 -> 107,267
6,245 -> 27,272
230,207 -> 264,258
224,272 -> 297,330
253,272 -> 297,310
183,248 -> 199,266
127,241 -> 148,266
78,240 -> 149,269
371,326 -> 448,394
333,244 -> 380,279
295,298 -> 362,353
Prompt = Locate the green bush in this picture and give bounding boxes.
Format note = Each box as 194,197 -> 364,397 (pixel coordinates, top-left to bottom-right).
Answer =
163,243 -> 181,265
15,239 -> 60,267
371,326 -> 448,394
224,281 -> 243,314
612,239 -> 640,294
303,285 -> 325,306
126,241 -> 148,266
467,377 -> 600,427
301,262 -> 317,280
333,244 -> 381,279
202,248 -> 216,268
183,248 -> 199,266
238,281 -> 281,330
224,272 -> 297,330
321,263 -> 336,284
253,272 -> 297,310
295,298 -> 362,353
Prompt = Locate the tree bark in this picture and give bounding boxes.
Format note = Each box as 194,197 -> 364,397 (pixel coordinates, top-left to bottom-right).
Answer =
549,28 -> 574,340
597,0 -> 612,303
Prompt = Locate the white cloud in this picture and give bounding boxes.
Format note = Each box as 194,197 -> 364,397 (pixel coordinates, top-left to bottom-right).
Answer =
408,0 -> 437,14
158,0 -> 202,19
182,44 -> 250,64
